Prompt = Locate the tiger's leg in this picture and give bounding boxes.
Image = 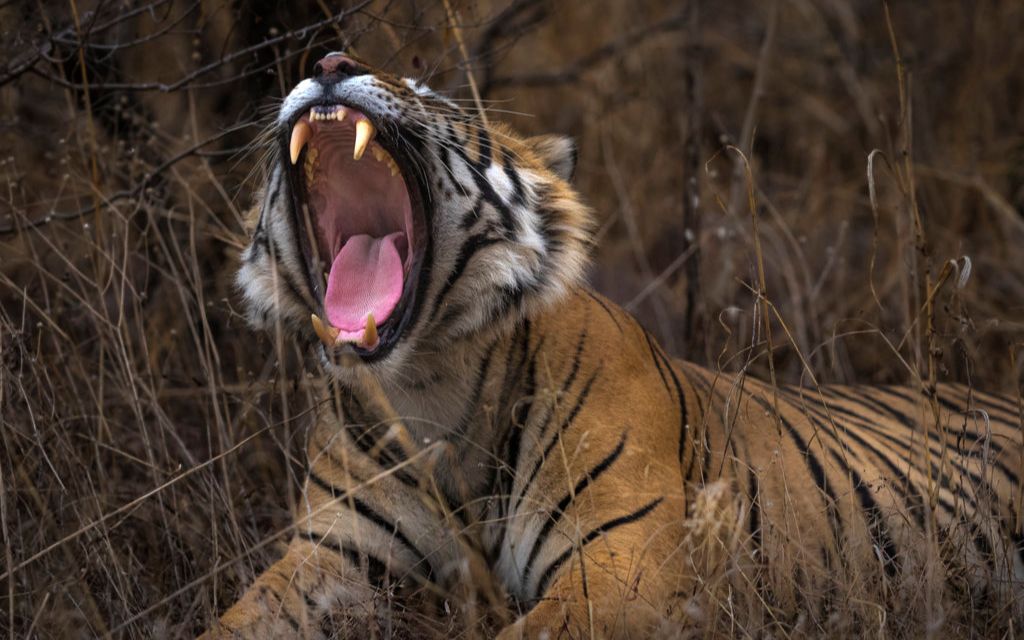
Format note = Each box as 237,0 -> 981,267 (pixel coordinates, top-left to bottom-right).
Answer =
497,540 -> 677,640
493,427 -> 690,639
201,536 -> 374,638
202,378 -> 495,638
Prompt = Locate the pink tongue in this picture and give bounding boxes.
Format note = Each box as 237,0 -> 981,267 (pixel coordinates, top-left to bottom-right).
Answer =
324,232 -> 406,340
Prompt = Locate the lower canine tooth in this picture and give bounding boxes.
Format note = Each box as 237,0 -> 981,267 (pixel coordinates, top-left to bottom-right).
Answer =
360,313 -> 379,349
311,314 -> 339,347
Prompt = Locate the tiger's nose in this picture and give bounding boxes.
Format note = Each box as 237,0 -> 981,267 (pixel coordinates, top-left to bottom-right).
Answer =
312,52 -> 367,85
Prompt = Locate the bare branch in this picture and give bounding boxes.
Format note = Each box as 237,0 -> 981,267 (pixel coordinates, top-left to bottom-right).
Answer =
486,11 -> 689,90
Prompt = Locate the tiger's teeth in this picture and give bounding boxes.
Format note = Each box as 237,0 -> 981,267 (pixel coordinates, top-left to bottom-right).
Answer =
388,159 -> 399,177
304,147 -> 318,184
311,314 -> 339,348
372,147 -> 384,162
360,313 -> 379,349
353,119 -> 375,161
289,120 -> 312,165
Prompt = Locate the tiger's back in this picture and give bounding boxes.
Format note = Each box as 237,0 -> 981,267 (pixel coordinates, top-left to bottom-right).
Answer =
672,351 -> 1023,631
511,289 -> 1024,633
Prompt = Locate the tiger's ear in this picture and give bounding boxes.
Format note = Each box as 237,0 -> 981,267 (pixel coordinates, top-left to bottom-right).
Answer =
527,134 -> 577,182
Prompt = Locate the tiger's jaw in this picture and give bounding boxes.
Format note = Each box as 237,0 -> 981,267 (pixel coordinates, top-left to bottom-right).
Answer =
282,101 -> 431,363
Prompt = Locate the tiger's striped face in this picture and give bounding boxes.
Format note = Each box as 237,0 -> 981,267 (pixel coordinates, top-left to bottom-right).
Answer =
238,54 -> 594,380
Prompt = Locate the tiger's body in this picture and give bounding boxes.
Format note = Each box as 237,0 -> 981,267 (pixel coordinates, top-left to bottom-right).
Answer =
209,54 -> 1024,637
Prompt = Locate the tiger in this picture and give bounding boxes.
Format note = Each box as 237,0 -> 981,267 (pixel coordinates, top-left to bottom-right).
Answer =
208,52 -> 1024,638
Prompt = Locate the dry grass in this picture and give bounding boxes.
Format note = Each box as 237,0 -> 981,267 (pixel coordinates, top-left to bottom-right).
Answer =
1,0 -> 1023,637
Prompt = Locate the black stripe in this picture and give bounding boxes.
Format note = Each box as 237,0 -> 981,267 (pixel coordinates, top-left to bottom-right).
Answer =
445,121 -> 517,235
983,390 -> 1022,418
431,231 -> 501,317
265,167 -> 283,213
965,519 -> 996,572
303,591 -> 317,610
473,122 -> 493,171
502,147 -> 526,206
789,387 -> 932,526
834,452 -> 900,577
818,406 -> 964,515
348,496 -> 430,572
500,327 -> 537,485
866,387 -> 1021,482
295,531 -> 394,587
526,327 -> 588,452
456,339 -> 498,435
490,282 -> 530,322
643,333 -> 689,466
810,387 -> 1005,492
663,357 -> 691,466
937,391 -> 1018,436
534,497 -> 664,598
748,467 -> 762,554
947,385 -> 1021,418
282,161 -> 321,303
749,393 -> 846,545
307,469 -> 347,500
306,457 -> 428,576
257,585 -> 301,631
296,530 -> 348,556
517,370 -> 601,511
337,394 -> 420,489
266,234 -> 314,307
253,167 -> 282,232
798,387 -> 1007,565
523,431 -> 629,584
935,395 -> 1020,484
459,195 -> 485,230
681,367 -> 712,485
561,328 -> 589,397
493,331 -> 543,549
585,290 -> 624,334
644,330 -> 670,394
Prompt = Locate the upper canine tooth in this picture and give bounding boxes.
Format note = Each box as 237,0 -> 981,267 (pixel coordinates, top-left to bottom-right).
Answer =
290,120 -> 313,165
353,119 -> 375,160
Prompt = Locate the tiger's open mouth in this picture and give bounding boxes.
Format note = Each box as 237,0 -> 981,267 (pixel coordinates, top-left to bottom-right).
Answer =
285,103 -> 430,360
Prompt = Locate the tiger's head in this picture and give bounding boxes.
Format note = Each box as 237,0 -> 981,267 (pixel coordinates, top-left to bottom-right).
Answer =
238,53 -> 594,380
